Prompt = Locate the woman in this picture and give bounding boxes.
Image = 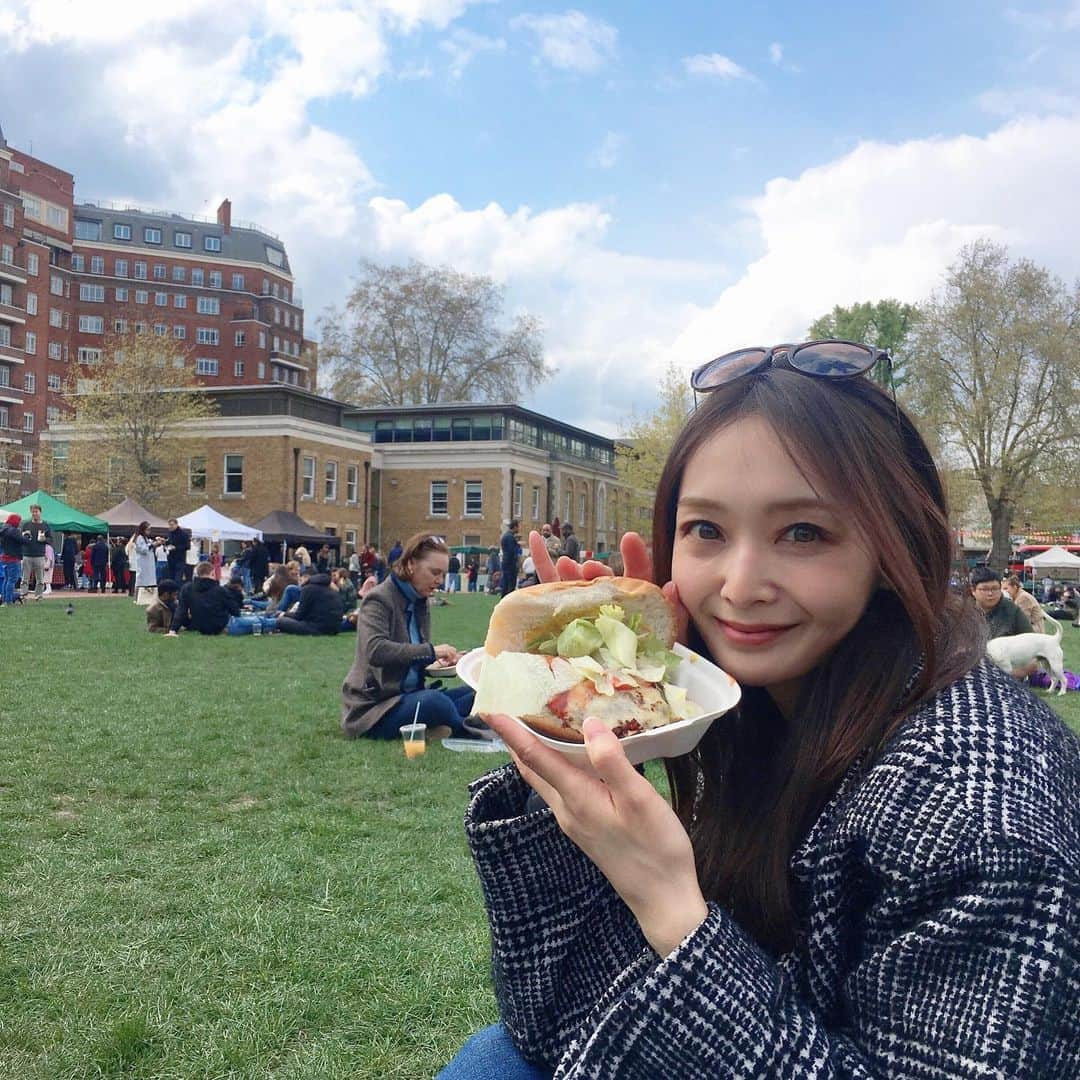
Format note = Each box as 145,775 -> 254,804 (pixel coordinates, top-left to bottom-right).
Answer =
440,342 -> 1078,1078
332,567 -> 358,614
131,521 -> 158,606
341,532 -> 474,741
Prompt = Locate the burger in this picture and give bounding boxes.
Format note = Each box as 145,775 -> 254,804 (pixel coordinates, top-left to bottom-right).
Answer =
473,577 -> 700,742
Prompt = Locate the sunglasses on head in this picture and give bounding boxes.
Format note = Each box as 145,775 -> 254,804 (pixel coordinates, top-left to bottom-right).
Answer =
690,339 -> 891,392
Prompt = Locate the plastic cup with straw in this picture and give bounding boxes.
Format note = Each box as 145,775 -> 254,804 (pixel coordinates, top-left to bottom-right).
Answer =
401,699 -> 426,758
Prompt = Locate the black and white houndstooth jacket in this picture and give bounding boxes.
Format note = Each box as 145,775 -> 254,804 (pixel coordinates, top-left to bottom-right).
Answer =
464,660 -> 1079,1078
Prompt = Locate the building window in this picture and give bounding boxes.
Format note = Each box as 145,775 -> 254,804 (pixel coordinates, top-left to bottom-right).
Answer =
134,261 -> 147,279
257,361 -> 265,379
114,319 -> 128,333
47,341 -> 61,360
302,455 -> 315,498
78,347 -> 103,364
209,271 -> 222,288
273,307 -> 281,324
513,482 -> 523,520
174,326 -> 186,340
465,480 -> 483,517
430,480 -> 448,516
266,246 -> 284,267
174,231 -> 192,249
196,296 -> 220,315
204,236 -> 222,252
134,322 -> 146,334
532,486 -> 540,520
324,460 -> 338,501
196,328 -> 219,345
26,252 -> 39,276
114,288 -> 127,303
47,405 -> 60,423
234,331 -> 246,347
155,292 -> 168,306
71,254 -> 85,272
223,454 -> 243,494
48,373 -> 62,391
91,255 -> 104,274
75,219 -> 102,240
1,205 -> 13,228
153,264 -> 166,280
346,464 -> 359,504
0,403 -> 7,426
579,492 -> 587,528
345,528 -> 358,552
115,259 -> 128,277
50,274 -> 63,296
598,486 -> 606,530
79,284 -> 105,302
24,372 -> 35,393
113,223 -> 132,240
23,412 -> 34,432
46,205 -> 68,230
135,290 -> 148,304
22,452 -> 32,473
144,227 -> 162,245
153,323 -> 167,337
231,272 -> 244,290
234,361 -> 244,377
24,331 -> 36,354
26,292 -> 37,315
22,195 -> 41,220
195,357 -> 219,375
258,331 -> 267,349
171,295 -> 186,310
171,265 -> 185,282
187,456 -> 206,492
565,490 -> 572,523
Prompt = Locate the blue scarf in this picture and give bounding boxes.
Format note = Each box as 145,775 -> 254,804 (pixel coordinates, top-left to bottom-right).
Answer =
392,573 -> 426,691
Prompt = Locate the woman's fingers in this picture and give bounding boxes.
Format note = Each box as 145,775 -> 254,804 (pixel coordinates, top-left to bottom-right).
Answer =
528,531 -> 558,583
660,581 -> 691,645
580,560 -> 613,580
554,555 -> 584,580
482,712 -> 598,793
579,718 -> 654,812
620,532 -> 653,581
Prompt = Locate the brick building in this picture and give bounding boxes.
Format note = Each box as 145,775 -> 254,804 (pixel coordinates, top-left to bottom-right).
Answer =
0,121 -> 312,502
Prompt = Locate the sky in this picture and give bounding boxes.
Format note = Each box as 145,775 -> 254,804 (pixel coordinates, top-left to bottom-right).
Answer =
3,0 -> 1080,435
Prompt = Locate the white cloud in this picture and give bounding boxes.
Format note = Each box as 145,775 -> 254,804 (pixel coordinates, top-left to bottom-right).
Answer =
439,27 -> 506,79
668,115 -> 1080,371
683,53 -> 755,81
511,10 -> 617,72
768,41 -> 783,64
588,131 -> 625,169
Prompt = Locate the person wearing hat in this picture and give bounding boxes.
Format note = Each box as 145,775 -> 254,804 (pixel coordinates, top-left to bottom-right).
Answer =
0,512 -> 24,605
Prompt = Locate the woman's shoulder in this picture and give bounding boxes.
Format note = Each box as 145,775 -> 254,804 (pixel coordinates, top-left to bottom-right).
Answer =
830,661 -> 1078,873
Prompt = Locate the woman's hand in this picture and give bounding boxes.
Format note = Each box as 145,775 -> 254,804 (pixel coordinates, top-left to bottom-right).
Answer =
528,530 -> 653,584
484,711 -> 708,958
433,643 -> 460,663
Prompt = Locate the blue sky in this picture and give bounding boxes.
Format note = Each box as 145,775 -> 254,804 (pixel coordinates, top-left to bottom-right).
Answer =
2,1 -> 1080,432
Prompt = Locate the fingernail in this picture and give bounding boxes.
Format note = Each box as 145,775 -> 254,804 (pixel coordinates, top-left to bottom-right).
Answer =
582,716 -> 607,741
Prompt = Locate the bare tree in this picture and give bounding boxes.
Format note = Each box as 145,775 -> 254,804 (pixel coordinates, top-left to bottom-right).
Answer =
908,241 -> 1080,569
59,331 -> 217,512
320,260 -> 548,405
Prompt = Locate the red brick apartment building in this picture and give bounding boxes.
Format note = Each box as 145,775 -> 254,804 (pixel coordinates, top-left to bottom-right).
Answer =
0,122 -> 313,502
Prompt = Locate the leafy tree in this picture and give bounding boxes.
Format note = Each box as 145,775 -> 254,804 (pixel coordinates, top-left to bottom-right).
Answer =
320,260 -> 549,406
807,298 -> 920,388
59,332 -> 217,512
908,240 -> 1080,569
617,364 -> 694,532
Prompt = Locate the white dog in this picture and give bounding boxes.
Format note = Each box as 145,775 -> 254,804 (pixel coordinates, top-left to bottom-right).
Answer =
985,617 -> 1068,695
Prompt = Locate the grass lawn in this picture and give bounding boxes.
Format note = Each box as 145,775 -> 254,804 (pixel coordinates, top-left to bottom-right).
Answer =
2,594 -> 1078,1078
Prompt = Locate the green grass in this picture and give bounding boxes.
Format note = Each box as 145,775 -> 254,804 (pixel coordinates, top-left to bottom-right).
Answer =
1,594 -> 1077,1078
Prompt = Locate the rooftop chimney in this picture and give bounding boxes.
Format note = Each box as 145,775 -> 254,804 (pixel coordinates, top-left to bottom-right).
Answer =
217,197 -> 232,235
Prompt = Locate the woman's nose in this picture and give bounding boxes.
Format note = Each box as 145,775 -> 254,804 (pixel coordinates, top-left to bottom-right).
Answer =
717,542 -> 775,608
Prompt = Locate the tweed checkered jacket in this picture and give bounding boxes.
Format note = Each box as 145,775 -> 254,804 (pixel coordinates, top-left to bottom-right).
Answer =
464,661 -> 1079,1078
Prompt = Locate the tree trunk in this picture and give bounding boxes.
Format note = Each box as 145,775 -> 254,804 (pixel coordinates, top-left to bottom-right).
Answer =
988,500 -> 1014,572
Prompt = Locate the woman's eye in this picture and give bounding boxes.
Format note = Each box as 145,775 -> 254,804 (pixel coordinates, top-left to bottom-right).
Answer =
686,520 -> 722,541
782,522 -> 825,544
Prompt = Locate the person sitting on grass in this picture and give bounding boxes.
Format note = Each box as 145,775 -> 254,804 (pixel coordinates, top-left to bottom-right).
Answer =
332,566 -> 358,613
146,579 -> 179,633
169,561 -> 242,636
276,569 -> 344,636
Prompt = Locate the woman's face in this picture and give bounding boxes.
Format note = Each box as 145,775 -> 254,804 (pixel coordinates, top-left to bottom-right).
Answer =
406,551 -> 448,597
672,415 -> 879,718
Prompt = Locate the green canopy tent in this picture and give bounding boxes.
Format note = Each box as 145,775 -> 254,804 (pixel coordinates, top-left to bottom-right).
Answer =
0,489 -> 108,533
450,545 -> 490,555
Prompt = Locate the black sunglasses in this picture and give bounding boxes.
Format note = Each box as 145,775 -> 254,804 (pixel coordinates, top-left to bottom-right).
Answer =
690,339 -> 890,392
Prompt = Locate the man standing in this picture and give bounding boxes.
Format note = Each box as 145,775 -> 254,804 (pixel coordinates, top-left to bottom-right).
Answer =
20,504 -> 51,599
500,520 -> 520,597
61,534 -> 79,590
561,522 -> 581,563
387,538 -> 403,568
110,537 -> 129,594
164,518 -> 191,583
89,534 -> 110,593
541,523 -> 562,560
447,552 -> 461,593
248,537 -> 270,594
0,512 -> 23,605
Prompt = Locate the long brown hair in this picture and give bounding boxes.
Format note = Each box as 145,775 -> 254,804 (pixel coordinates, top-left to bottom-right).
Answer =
655,369 -> 983,955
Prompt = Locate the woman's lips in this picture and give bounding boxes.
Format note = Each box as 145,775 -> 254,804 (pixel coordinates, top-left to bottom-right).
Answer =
715,619 -> 794,646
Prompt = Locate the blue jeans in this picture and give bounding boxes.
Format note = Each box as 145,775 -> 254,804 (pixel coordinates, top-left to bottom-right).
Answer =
226,614 -> 279,635
365,685 -> 475,738
0,560 -> 19,603
437,1024 -> 551,1079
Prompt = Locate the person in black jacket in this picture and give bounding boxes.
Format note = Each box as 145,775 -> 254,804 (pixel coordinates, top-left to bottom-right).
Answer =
164,518 -> 191,583
109,538 -> 129,594
0,513 -> 23,605
499,520 -> 520,597
277,572 -> 344,635
247,538 -> 270,594
89,535 -> 110,593
170,561 -> 242,635
61,535 -> 80,590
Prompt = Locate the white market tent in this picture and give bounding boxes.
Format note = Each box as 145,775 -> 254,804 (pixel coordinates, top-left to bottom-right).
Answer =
177,504 -> 262,542
1023,545 -> 1080,571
